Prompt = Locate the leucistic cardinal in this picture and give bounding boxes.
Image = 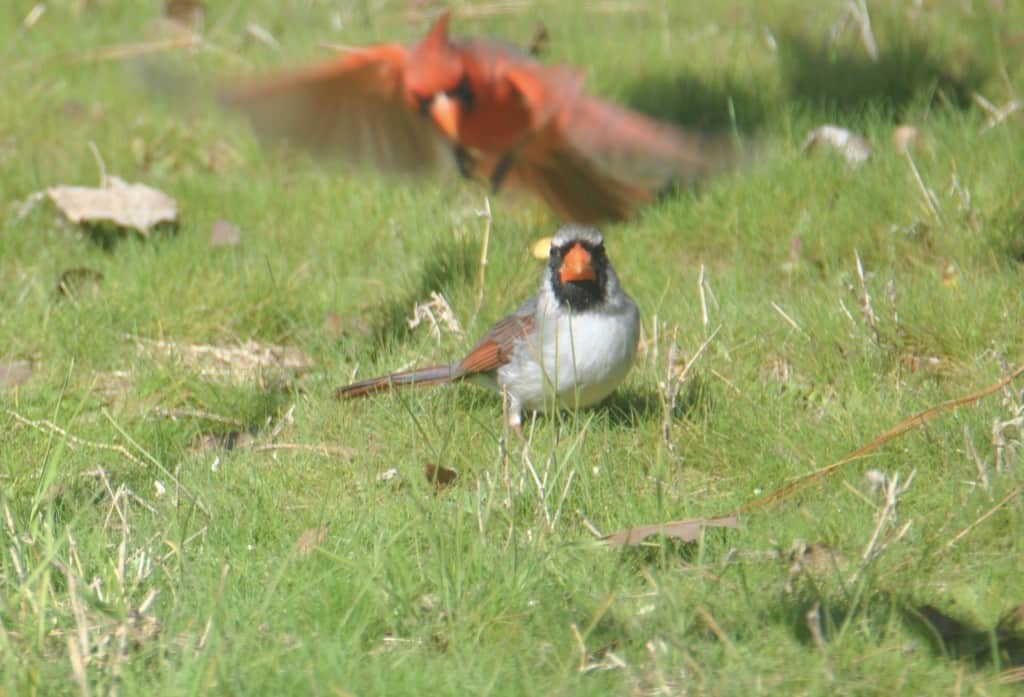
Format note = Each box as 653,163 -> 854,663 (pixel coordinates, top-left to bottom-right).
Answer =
335,225 -> 639,429
221,11 -> 731,223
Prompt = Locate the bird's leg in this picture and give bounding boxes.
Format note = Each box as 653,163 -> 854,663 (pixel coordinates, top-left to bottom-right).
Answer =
504,393 -> 525,440
453,145 -> 477,180
490,151 -> 519,192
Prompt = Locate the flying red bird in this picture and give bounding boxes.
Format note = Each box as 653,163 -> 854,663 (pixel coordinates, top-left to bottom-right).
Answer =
221,11 -> 731,223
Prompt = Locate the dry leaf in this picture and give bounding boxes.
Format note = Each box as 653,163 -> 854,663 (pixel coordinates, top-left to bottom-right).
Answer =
0,360 -> 33,389
784,540 -> 848,593
209,220 -> 241,248
602,515 -> 738,549
48,176 -> 178,236
323,312 -> 344,338
295,525 -> 329,557
425,463 -> 458,488
189,431 -> 257,454
527,23 -> 549,57
376,468 -> 400,483
56,267 -> 103,299
1000,605 -> 1024,633
323,312 -> 371,339
531,236 -> 552,260
165,0 -> 205,29
802,125 -> 871,166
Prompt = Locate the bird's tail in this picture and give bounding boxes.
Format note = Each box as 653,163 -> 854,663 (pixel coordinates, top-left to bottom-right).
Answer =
334,364 -> 460,399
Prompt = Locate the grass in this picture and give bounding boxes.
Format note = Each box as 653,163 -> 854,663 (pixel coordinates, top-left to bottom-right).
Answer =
2,0 -> 1024,694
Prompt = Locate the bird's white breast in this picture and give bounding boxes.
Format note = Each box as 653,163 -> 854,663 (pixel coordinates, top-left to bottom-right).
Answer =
497,299 -> 639,413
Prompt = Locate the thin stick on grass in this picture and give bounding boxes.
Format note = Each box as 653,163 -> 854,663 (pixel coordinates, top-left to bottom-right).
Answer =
770,301 -> 808,338
7,409 -> 146,467
473,196 -> 493,318
905,151 -> 943,222
698,264 -> 709,332
943,484 -> 1023,551
742,363 -> 1024,512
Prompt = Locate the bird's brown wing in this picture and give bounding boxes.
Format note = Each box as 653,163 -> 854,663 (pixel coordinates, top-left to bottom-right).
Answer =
496,68 -> 732,222
221,45 -> 449,173
501,142 -> 653,223
560,94 -> 733,189
458,300 -> 536,374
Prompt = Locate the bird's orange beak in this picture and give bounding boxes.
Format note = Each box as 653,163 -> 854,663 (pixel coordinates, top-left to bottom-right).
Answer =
429,93 -> 460,140
560,243 -> 597,283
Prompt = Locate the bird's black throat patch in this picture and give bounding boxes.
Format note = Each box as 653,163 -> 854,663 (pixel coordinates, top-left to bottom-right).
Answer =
548,238 -> 609,313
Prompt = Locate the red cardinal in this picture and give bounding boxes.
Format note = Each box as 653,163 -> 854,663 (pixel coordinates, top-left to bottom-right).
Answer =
221,11 -> 731,223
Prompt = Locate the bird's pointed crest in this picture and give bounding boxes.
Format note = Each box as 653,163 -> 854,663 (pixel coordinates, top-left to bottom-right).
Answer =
422,10 -> 453,50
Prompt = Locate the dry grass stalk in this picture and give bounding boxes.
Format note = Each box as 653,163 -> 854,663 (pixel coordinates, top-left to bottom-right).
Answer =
408,292 -> 464,342
943,484 -> 1024,551
849,469 -> 914,582
473,196 -> 492,318
742,363 -> 1024,512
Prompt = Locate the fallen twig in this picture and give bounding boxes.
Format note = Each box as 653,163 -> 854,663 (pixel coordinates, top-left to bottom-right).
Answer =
741,363 -> 1024,512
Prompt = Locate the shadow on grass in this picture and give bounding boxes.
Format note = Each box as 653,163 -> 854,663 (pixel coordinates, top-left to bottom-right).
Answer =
603,374 -> 709,429
622,72 -> 768,135
620,32 -> 989,132
79,222 -> 179,251
776,34 -> 987,118
362,236 -> 479,358
781,589 -> 1024,670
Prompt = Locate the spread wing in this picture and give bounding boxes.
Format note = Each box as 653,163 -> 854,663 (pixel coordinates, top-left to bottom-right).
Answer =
495,67 -> 733,223
458,297 -> 537,374
220,45 -> 449,173
559,95 -> 732,189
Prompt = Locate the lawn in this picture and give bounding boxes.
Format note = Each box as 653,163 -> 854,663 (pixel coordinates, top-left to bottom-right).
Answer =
2,1 -> 1023,694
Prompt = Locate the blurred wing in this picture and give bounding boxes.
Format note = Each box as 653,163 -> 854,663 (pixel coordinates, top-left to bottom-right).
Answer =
221,45 -> 449,173
500,144 -> 653,223
497,71 -> 733,222
458,301 -> 536,374
562,95 -> 733,189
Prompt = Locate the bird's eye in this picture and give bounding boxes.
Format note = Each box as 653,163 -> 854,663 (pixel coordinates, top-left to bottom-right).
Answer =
446,75 -> 475,112
414,93 -> 432,115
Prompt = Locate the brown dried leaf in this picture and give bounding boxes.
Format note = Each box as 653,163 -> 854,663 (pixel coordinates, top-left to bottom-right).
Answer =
56,267 -> 103,300
425,463 -> 458,488
189,431 -> 257,453
295,525 -> 329,557
602,515 -> 738,549
999,605 -> 1024,633
527,23 -> 549,57
209,220 -> 241,248
48,176 -> 178,236
0,360 -> 33,389
784,540 -> 848,593
323,312 -> 372,340
802,125 -> 871,166
165,0 -> 205,29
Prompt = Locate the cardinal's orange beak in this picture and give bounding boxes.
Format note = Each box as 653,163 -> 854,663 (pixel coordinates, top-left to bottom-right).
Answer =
560,243 -> 597,283
429,93 -> 460,140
